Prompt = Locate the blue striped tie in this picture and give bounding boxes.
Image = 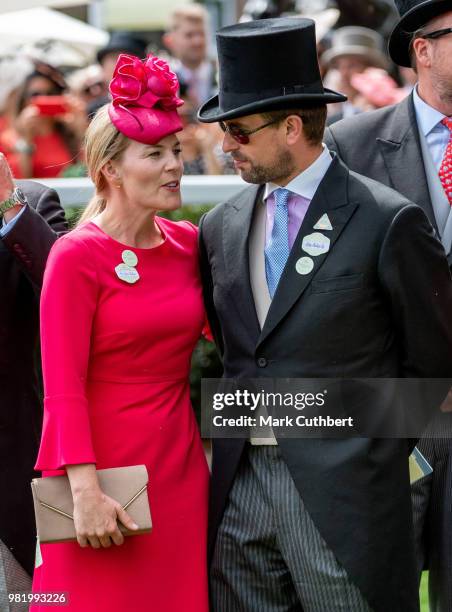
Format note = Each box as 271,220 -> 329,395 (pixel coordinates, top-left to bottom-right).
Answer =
265,188 -> 291,298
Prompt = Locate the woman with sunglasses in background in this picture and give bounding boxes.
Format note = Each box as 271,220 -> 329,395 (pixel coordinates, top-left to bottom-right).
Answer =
14,61 -> 86,178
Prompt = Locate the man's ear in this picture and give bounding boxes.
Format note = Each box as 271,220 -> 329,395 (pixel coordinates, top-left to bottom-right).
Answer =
285,114 -> 303,146
412,37 -> 432,69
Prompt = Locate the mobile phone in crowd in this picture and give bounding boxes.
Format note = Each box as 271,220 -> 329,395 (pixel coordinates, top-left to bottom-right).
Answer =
30,96 -> 69,116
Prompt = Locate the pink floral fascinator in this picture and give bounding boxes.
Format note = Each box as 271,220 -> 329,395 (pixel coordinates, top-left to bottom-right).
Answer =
108,53 -> 184,144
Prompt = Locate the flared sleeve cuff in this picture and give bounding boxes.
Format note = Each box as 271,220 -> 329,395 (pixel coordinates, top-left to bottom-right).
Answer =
34,395 -> 96,471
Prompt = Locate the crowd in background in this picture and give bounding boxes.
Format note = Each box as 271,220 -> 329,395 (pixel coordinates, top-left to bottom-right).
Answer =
0,2 -> 416,180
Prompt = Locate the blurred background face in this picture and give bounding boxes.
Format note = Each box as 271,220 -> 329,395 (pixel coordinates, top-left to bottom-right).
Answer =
333,55 -> 368,98
25,75 -> 60,99
101,51 -> 122,84
171,20 -> 207,67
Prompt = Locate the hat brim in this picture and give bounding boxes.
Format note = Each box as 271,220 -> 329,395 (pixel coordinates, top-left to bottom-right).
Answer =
322,45 -> 390,69
197,89 -> 347,123
388,0 -> 451,67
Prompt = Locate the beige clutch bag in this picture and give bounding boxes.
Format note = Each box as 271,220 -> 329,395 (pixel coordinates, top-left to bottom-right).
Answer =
31,465 -> 152,544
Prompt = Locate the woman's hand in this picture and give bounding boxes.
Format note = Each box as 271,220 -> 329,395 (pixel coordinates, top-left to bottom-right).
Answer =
66,463 -> 139,549
14,105 -> 41,143
72,487 -> 139,548
61,94 -> 88,140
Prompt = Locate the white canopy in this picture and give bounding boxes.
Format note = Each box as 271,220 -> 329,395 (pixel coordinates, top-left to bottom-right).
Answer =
0,1 -> 92,14
0,7 -> 108,65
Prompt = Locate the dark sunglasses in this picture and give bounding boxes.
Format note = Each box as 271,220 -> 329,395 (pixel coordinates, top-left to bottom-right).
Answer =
27,89 -> 60,98
421,27 -> 452,40
219,118 -> 280,144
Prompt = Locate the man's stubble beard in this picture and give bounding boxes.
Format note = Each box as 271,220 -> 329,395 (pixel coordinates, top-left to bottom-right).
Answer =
431,52 -> 452,106
238,147 -> 296,185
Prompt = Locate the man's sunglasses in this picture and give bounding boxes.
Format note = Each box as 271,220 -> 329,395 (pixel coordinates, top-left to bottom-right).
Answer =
421,27 -> 452,40
219,118 -> 280,144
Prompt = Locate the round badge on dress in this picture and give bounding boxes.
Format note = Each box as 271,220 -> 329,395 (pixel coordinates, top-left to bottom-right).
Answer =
115,263 -> 140,284
295,257 -> 314,276
121,249 -> 138,267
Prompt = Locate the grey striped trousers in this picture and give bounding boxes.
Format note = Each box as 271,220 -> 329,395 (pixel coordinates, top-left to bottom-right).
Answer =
0,539 -> 31,612
211,445 -> 372,612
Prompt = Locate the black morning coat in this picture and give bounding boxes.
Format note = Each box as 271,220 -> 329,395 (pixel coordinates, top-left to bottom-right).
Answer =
199,154 -> 452,612
0,181 -> 67,575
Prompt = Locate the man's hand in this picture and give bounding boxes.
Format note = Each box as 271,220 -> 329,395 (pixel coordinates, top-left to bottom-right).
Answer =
0,152 -> 23,223
440,388 -> 452,412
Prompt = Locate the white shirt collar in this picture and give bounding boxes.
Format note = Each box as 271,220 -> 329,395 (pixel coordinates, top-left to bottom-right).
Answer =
264,145 -> 333,202
413,85 -> 446,136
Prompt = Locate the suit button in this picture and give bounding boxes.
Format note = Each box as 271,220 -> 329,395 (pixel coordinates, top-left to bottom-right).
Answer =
257,357 -> 268,368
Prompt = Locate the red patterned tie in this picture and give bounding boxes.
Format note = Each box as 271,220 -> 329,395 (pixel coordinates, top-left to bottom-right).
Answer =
439,117 -> 452,206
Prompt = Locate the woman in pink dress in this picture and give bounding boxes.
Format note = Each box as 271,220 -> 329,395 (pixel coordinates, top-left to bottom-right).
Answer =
31,54 -> 209,611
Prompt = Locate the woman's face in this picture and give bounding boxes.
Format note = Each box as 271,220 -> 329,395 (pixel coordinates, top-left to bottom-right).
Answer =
25,76 -> 61,99
114,133 -> 184,212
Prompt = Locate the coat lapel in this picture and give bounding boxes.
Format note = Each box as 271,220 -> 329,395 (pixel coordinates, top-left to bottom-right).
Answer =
376,94 -> 436,229
223,185 -> 262,338
257,157 -> 358,348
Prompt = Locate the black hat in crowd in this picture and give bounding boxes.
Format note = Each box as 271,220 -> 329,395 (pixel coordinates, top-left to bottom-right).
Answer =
389,0 -> 451,67
198,17 -> 346,123
97,31 -> 148,65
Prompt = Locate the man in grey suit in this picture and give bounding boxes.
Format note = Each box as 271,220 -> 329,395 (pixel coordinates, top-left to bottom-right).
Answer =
198,16 -> 452,612
325,2 -> 452,610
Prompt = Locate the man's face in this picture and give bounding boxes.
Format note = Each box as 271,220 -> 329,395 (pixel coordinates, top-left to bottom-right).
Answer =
171,20 -> 207,67
101,51 -> 122,83
333,55 -> 368,98
221,113 -> 296,185
424,11 -> 452,104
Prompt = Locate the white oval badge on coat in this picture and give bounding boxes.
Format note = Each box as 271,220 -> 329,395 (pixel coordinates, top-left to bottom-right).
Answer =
115,263 -> 140,284
295,257 -> 314,275
302,232 -> 331,257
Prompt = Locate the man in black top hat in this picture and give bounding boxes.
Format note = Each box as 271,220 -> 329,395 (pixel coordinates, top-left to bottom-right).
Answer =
198,16 -> 452,612
325,3 -> 452,610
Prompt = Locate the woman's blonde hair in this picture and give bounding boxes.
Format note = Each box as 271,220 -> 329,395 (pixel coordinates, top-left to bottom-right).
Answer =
78,105 -> 129,225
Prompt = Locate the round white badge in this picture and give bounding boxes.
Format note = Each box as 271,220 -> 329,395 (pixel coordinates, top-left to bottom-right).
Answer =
295,257 -> 314,275
121,249 -> 138,267
115,263 -> 140,284
302,232 -> 331,257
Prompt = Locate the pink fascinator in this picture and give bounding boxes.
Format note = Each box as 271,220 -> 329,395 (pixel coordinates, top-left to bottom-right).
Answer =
108,53 -> 184,144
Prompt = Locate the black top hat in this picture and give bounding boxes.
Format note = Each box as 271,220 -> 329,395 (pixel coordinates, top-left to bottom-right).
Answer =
389,0 -> 451,67
197,17 -> 346,123
97,31 -> 148,65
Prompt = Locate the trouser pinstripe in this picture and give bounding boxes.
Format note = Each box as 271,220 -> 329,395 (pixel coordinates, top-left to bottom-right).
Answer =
0,539 -> 31,612
211,445 -> 372,612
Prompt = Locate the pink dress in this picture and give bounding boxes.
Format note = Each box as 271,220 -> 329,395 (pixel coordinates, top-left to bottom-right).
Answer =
31,218 -> 209,611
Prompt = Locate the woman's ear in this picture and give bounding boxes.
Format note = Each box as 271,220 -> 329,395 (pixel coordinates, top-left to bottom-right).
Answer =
101,161 -> 123,190
102,160 -> 120,182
